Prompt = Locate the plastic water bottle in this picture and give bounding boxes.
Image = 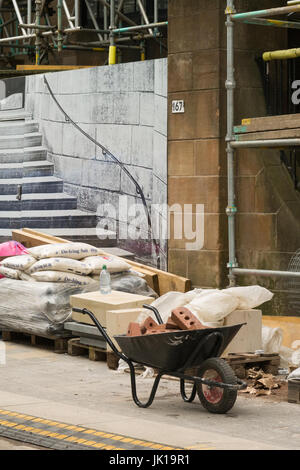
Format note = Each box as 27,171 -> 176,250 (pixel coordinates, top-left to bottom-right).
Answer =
100,265 -> 111,295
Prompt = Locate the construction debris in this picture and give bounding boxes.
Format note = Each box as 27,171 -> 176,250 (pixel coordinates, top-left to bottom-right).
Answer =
241,368 -> 281,396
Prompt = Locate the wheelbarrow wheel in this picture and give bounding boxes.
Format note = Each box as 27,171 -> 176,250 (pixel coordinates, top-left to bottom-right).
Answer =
196,357 -> 238,414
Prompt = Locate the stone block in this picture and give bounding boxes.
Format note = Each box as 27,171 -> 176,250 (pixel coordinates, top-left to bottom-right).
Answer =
154,58 -> 168,97
168,90 -> 220,140
168,12 -> 219,54
168,140 -> 194,176
222,309 -> 262,356
95,124 -> 132,164
168,53 -> 193,93
133,60 -> 154,92
236,214 -> 277,251
62,123 -> 96,159
194,139 -> 222,176
153,131 -> 167,183
192,50 -> 220,90
120,165 -> 152,200
114,92 -> 140,125
187,250 -> 225,288
81,160 -> 121,192
168,176 -> 223,213
139,92 -> 154,127
154,94 -> 167,136
131,125 -> 153,169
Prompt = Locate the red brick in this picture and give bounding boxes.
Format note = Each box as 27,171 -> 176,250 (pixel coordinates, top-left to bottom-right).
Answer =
171,307 -> 206,330
140,316 -> 159,334
127,322 -> 142,337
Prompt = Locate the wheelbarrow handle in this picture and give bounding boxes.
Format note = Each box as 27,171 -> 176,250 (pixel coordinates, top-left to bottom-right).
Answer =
72,307 -> 128,362
143,304 -> 164,325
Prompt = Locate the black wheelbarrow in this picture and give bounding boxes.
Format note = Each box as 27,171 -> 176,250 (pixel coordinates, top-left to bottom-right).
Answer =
73,305 -> 247,414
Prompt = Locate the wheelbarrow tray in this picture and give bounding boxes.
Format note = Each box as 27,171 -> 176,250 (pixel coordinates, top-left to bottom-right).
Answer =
114,323 -> 244,372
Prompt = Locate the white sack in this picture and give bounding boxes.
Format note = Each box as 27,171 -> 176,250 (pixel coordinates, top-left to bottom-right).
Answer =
223,285 -> 273,310
184,289 -> 239,326
137,289 -> 203,324
83,255 -> 131,274
19,272 -> 37,282
28,257 -> 92,276
0,265 -> 20,279
1,255 -> 36,271
28,242 -> 101,260
31,270 -> 95,286
262,326 -> 283,353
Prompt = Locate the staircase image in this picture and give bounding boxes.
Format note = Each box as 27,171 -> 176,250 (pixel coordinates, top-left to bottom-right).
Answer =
0,108 -> 116,247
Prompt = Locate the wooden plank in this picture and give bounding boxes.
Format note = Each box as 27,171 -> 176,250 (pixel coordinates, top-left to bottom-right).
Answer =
236,127 -> 300,141
16,65 -> 95,71
234,113 -> 300,134
67,338 -> 119,369
12,229 -> 191,294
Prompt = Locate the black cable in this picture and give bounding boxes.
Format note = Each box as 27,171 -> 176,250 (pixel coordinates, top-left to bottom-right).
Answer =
43,75 -> 162,267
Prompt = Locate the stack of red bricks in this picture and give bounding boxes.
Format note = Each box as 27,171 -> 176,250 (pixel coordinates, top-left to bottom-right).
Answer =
127,307 -> 207,337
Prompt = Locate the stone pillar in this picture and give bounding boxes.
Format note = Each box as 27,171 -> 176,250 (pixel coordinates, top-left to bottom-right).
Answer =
167,0 -> 227,288
167,0 -> 287,292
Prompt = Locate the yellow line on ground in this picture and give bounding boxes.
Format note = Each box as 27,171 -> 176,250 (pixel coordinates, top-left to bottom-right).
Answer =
0,411 -> 183,450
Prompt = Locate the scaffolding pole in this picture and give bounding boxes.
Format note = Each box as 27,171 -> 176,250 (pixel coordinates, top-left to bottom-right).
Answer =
226,0 -> 238,286
226,1 -> 300,285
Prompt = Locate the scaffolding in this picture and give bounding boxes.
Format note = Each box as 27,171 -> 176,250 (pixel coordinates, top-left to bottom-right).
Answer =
0,0 -> 168,65
226,0 -> 300,286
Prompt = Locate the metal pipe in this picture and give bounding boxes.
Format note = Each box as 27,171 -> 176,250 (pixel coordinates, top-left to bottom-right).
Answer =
85,0 -> 103,41
231,5 -> 300,21
57,0 -> 62,52
233,268 -> 300,279
109,0 -> 116,65
97,0 -> 137,27
27,0 -> 32,34
263,47 -> 300,62
19,23 -> 56,30
230,139 -> 300,148
226,1 -> 238,286
35,0 -> 42,65
137,0 -> 153,35
74,0 -> 79,28
112,21 -> 168,34
235,17 -> 300,30
12,0 -> 27,36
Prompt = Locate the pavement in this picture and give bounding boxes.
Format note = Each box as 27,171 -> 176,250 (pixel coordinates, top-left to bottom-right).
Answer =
0,338 -> 300,451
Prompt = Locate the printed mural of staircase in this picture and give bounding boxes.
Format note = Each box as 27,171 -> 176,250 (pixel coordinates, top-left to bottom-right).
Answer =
0,108 -> 116,247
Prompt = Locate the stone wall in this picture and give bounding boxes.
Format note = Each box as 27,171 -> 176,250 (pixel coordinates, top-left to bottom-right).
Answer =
167,0 -> 300,316
25,59 -> 168,268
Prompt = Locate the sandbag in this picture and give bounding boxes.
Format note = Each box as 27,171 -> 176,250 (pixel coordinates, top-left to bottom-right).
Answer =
31,270 -> 95,285
84,255 -> 131,273
28,257 -> 92,276
184,289 -> 239,326
19,271 -> 37,282
0,265 -> 20,279
28,242 -> 101,260
223,286 -> 273,310
262,326 -> 283,354
1,255 -> 36,271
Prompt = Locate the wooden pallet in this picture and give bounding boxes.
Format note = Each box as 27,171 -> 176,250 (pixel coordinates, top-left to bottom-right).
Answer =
67,338 -> 119,370
224,353 -> 280,379
0,329 -> 69,354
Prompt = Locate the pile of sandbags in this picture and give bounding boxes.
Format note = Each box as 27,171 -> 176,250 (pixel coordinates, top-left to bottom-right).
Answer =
0,242 -> 131,285
0,242 -> 157,298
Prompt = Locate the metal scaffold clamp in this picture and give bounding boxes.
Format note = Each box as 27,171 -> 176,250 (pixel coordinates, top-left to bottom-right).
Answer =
225,6 -> 236,15
226,205 -> 237,215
